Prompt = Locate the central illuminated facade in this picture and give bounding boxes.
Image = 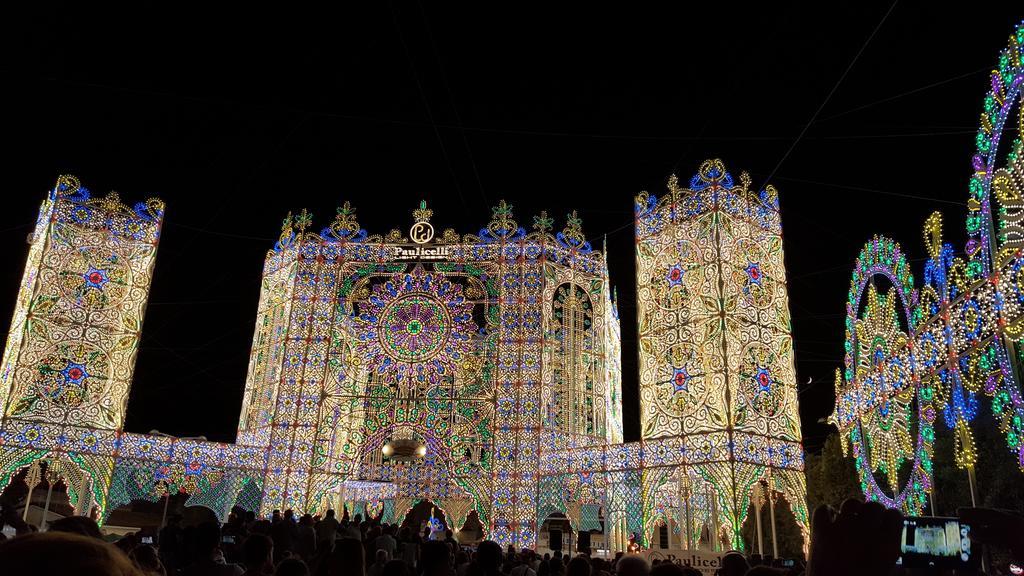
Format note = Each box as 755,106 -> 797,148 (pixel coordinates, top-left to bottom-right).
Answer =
233,199 -> 622,546
0,160 -> 805,552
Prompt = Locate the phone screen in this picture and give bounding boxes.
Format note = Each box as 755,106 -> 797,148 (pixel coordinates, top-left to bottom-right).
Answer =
222,535 -> 235,544
900,516 -> 978,569
141,536 -> 153,544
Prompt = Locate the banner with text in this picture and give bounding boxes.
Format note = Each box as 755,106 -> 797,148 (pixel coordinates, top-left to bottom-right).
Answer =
641,550 -> 723,576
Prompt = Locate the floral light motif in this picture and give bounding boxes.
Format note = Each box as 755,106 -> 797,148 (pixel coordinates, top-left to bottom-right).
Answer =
745,262 -> 762,285
58,248 -> 131,309
356,269 -> 476,387
855,285 -> 915,495
738,344 -> 785,418
671,366 -> 691,393
380,294 -> 451,363
666,264 -> 684,288
83,268 -> 108,290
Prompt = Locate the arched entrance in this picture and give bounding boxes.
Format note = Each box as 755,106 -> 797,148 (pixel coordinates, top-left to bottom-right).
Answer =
0,462 -> 75,530
350,424 -> 491,540
539,512 -> 572,554
329,263 -> 497,533
401,500 -> 447,539
0,457 -> 104,529
392,499 -> 483,544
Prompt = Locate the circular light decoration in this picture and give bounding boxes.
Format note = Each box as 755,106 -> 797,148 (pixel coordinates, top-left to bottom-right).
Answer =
379,294 -> 452,363
57,246 -> 132,309
971,21 -> 1024,471
832,236 -> 934,513
653,343 -> 708,421
969,22 -> 1024,274
855,285 -> 916,494
734,238 -> 777,309
356,269 -> 477,388
10,342 -> 111,419
738,343 -> 785,418
650,240 -> 699,312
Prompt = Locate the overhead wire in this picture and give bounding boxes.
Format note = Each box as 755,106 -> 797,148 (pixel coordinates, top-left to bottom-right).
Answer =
816,67 -> 990,123
415,0 -> 489,206
760,0 -> 899,187
387,0 -> 468,209
18,74 -> 991,143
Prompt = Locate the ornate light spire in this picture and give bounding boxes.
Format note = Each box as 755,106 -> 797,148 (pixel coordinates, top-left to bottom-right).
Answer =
410,200 -> 435,244
413,200 -> 433,224
294,208 -> 313,234
323,201 -> 363,241
484,200 -> 519,239
559,210 -> 588,250
277,211 -> 295,250
532,210 -> 554,233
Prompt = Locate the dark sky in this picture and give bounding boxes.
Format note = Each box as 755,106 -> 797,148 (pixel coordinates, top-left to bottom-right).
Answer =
3,3 -> 1020,452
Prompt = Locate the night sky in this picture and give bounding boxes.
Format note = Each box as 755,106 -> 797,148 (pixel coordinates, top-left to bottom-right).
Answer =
4,3 -> 1021,452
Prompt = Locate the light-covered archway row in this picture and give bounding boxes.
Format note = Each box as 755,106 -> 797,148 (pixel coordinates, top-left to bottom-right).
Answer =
539,433 -> 808,553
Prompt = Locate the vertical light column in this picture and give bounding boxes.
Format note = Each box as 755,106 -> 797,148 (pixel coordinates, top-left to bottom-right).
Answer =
490,233 -> 518,546
259,214 -> 305,515
289,240 -> 336,511
634,160 -> 807,550
0,176 -> 164,518
2,177 -> 164,430
237,250 -> 297,448
517,252 -> 542,549
605,283 -> 623,445
483,202 -> 540,549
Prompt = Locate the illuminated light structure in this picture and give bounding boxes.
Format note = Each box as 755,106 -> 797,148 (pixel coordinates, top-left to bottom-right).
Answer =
0,161 -> 806,552
0,183 -> 623,549
236,199 -> 623,549
0,176 -> 265,521
832,21 -> 1024,512
631,159 -> 808,549
540,160 -> 808,554
0,175 -> 166,515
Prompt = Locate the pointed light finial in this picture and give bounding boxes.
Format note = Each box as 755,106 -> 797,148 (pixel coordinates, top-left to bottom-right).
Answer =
322,201 -> 366,241
562,210 -> 585,246
413,200 -> 433,224
533,210 -> 554,233
294,208 -> 313,233
280,211 -> 294,237
410,200 -> 435,244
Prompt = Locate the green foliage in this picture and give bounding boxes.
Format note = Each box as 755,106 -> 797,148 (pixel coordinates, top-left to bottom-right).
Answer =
814,415 -> 1024,520
740,499 -> 805,560
933,412 -> 1024,515
805,431 -> 862,513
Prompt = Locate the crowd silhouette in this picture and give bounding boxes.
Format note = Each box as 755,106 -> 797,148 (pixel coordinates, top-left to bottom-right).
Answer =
0,501 -> 1022,575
